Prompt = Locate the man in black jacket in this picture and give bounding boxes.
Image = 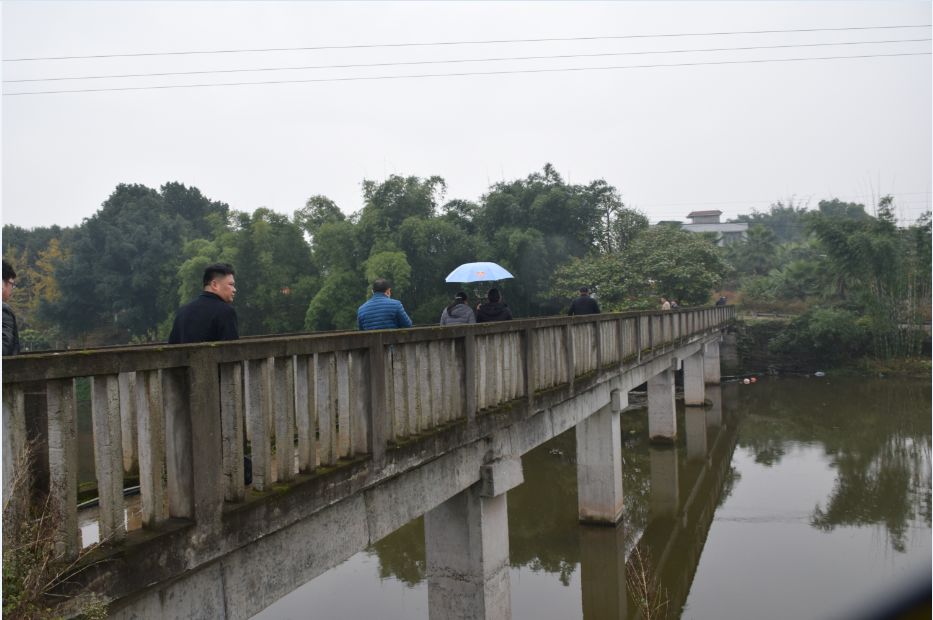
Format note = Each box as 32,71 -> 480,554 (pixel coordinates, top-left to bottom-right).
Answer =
2,260 -> 20,355
169,263 -> 239,344
568,287 -> 601,316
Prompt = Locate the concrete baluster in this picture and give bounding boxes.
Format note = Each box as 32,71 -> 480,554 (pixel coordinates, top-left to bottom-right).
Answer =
392,345 -> 407,438
406,346 -> 419,434
495,335 -> 506,406
294,355 -> 316,472
476,336 -> 488,411
683,350 -> 706,407
135,369 -> 167,527
91,374 -> 126,542
272,356 -> 296,481
463,333 -> 477,426
219,362 -> 245,502
185,351 -> 225,533
367,337 -> 387,466
417,343 -> 432,431
647,365 -> 677,443
2,384 -> 26,510
316,353 -> 337,466
576,391 -> 626,524
336,351 -> 351,458
563,324 -> 576,389
428,342 -> 442,428
384,347 -> 397,442
349,350 -> 369,455
523,328 -> 536,413
246,359 -> 273,490
47,378 -> 79,559
118,372 -> 138,475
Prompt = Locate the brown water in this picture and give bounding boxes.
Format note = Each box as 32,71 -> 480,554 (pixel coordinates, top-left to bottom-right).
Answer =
253,376 -> 931,619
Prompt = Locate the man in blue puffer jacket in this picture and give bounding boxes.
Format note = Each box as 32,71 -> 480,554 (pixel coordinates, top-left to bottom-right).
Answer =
357,278 -> 413,330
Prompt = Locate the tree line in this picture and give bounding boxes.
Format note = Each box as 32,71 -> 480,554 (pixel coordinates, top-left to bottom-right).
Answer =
3,164 -> 929,363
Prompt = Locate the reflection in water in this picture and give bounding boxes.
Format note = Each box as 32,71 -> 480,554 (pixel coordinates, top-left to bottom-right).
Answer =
255,377 -> 931,619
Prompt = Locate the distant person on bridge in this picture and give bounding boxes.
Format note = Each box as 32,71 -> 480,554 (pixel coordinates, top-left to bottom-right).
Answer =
568,286 -> 600,316
440,291 -> 476,325
3,260 -> 20,356
476,288 -> 513,323
716,295 -> 727,306
358,278 -> 412,330
168,263 -> 239,344
660,298 -> 671,311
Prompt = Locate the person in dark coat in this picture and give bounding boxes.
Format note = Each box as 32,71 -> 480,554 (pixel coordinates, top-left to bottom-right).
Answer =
568,286 -> 600,316
440,291 -> 476,325
476,288 -> 513,323
2,260 -> 20,356
168,263 -> 239,344
358,278 -> 413,330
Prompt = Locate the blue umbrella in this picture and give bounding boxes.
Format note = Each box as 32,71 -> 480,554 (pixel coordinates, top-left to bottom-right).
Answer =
445,261 -> 514,283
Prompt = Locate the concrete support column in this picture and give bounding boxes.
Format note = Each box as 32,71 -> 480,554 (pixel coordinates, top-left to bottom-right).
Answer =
425,479 -> 515,620
647,366 -> 677,443
649,446 -> 680,518
576,391 -> 626,524
682,351 -> 705,407
580,524 -> 628,619
703,340 -> 721,385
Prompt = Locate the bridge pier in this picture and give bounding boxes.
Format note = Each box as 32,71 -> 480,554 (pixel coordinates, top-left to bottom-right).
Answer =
580,523 -> 629,619
706,384 -> 723,428
703,339 -> 721,385
682,350 -> 705,406
424,457 -> 523,620
685,408 -> 708,462
575,390 -> 625,524
647,365 -> 677,443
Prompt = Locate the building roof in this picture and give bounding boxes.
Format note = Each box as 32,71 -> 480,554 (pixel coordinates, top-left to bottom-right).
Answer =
686,210 -> 723,218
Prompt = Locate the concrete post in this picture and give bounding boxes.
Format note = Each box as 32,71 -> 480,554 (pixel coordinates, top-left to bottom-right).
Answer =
682,350 -> 705,407
649,446 -> 679,518
118,372 -> 138,474
425,483 -> 515,620
424,456 -> 521,620
703,340 -> 721,385
580,524 -> 628,619
647,365 -> 677,443
685,409 -> 708,462
576,394 -> 625,524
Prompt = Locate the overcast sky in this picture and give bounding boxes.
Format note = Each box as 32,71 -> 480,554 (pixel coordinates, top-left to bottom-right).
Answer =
2,1 -> 931,230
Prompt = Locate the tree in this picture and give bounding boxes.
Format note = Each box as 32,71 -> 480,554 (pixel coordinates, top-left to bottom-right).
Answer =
294,195 -> 345,240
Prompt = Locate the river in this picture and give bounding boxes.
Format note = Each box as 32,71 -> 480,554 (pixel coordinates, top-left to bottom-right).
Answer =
253,376 -> 931,620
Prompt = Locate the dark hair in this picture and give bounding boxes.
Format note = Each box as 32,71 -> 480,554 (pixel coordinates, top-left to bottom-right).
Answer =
487,288 -> 501,303
2,260 -> 15,282
447,291 -> 468,314
372,278 -> 390,293
579,286 -> 589,294
203,263 -> 235,287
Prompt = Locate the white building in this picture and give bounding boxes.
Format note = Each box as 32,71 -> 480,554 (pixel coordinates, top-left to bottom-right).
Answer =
681,210 -> 748,246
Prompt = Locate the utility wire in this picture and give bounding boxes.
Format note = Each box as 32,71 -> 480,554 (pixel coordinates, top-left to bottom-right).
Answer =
6,37 -> 929,83
3,24 -> 931,62
5,51 -> 930,97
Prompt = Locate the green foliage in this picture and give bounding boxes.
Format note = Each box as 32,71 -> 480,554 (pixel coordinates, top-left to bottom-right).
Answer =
304,270 -> 365,331
363,251 -> 411,296
768,309 -> 871,365
294,195 -> 345,239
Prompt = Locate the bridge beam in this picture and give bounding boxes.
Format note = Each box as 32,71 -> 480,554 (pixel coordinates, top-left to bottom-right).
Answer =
424,464 -> 519,620
575,391 -> 625,524
682,350 -> 705,407
647,365 -> 677,443
703,339 -> 721,385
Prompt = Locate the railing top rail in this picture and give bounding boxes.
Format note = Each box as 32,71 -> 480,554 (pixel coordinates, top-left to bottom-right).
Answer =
2,306 -> 734,383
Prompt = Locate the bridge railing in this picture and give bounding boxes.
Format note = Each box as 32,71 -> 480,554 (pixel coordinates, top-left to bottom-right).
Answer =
1,306 -> 734,563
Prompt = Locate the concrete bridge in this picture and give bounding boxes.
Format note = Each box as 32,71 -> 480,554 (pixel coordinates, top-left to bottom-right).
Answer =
2,306 -> 734,618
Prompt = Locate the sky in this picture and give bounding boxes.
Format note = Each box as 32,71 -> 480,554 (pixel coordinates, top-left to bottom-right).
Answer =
2,1 -> 931,230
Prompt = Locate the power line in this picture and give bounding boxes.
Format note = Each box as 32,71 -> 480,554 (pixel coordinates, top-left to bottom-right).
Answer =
4,24 -> 930,63
5,51 -> 930,97
6,37 -> 929,84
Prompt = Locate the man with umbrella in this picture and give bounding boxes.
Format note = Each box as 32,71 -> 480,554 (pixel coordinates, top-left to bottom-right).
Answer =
444,262 -> 515,323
